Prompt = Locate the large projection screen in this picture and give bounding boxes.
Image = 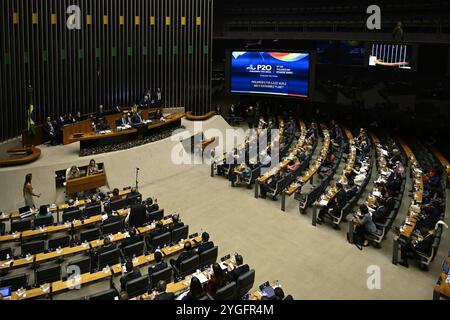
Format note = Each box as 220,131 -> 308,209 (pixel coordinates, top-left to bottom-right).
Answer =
230,51 -> 311,98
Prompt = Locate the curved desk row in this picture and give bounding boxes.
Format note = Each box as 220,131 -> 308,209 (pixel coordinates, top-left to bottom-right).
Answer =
0,147 -> 41,167
67,113 -> 185,150
185,111 -> 216,121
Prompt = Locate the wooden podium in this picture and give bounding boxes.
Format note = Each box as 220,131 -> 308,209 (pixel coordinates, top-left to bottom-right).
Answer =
66,172 -> 107,195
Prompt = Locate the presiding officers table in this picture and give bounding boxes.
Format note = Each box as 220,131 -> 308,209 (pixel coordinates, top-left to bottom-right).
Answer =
67,112 -> 185,150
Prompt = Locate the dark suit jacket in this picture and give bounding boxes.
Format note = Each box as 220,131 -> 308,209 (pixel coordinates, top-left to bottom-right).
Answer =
227,264 -> 250,283
131,114 -> 143,124
43,122 -> 56,137
197,241 -> 214,254
147,204 -> 159,213
335,189 -> 346,203
155,292 -> 175,300
103,215 -> 122,226
129,204 -> 147,228
174,250 -> 196,269
148,262 -> 168,275
120,235 -> 143,250
148,227 -> 168,242
120,269 -> 142,291
168,222 -> 184,232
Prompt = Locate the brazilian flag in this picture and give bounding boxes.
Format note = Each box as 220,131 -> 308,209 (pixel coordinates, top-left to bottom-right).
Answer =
27,86 -> 36,135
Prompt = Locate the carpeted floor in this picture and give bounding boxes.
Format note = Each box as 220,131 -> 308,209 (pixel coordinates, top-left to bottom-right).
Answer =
0,116 -> 449,300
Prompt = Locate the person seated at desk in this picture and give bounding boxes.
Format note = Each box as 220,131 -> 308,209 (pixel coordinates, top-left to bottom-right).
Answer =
182,276 -> 207,300
353,204 -> 378,247
317,193 -> 345,224
75,111 -> 84,122
126,202 -> 147,228
147,221 -> 168,247
91,237 -> 117,266
139,95 -> 151,108
227,254 -> 250,283
120,260 -> 142,291
94,105 -> 104,124
86,159 -> 99,176
148,250 -> 168,275
345,179 -> 359,200
66,165 -> 81,181
131,110 -> 144,125
260,171 -> 282,199
103,210 -> 122,226
34,205 -> 53,227
145,198 -> 159,213
287,157 -> 301,172
204,263 -> 228,298
117,112 -> 131,127
119,227 -> 142,249
155,109 -> 165,121
399,227 -> 437,269
65,113 -> 76,125
85,195 -> 100,208
197,232 -> 214,254
272,287 -> 293,301
417,203 -> 442,229
110,188 -> 122,202
43,116 -> 60,145
153,280 -> 175,300
168,214 -> 184,231
170,241 -> 196,270
235,163 -> 252,183
96,117 -> 110,131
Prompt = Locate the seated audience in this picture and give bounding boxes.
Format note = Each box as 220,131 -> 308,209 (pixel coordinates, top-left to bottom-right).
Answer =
148,251 -> 168,275
197,232 -> 214,254
182,276 -> 206,300
66,165 -> 81,180
170,241 -> 196,270
87,159 -> 99,176
120,260 -> 142,291
204,263 -> 227,298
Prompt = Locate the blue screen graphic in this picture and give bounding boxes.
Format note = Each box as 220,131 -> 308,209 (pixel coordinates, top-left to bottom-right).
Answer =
231,51 -> 310,98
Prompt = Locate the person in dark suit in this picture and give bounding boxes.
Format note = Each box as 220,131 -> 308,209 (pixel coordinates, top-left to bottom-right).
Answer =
145,198 -> 159,213
399,227 -> 436,268
345,180 -> 359,200
197,232 -> 214,254
227,254 -> 250,283
170,241 -> 196,270
94,105 -> 104,124
260,172 -> 282,199
417,204 -> 442,229
148,251 -> 168,275
131,110 -> 144,125
96,117 -> 110,131
126,188 -> 141,205
153,280 -> 175,300
168,214 -> 184,231
92,237 -> 117,267
127,203 -> 147,228
120,260 -> 142,291
148,220 -> 168,243
334,183 -> 346,203
271,287 -> 293,300
119,228 -> 142,250
43,116 -> 59,145
118,112 -> 130,126
103,210 -> 122,226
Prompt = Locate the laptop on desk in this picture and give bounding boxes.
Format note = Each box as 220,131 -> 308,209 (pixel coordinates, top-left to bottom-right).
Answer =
18,206 -> 33,219
72,133 -> 84,138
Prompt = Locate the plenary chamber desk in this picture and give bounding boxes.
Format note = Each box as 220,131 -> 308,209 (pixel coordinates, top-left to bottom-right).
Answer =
67,113 -> 185,150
